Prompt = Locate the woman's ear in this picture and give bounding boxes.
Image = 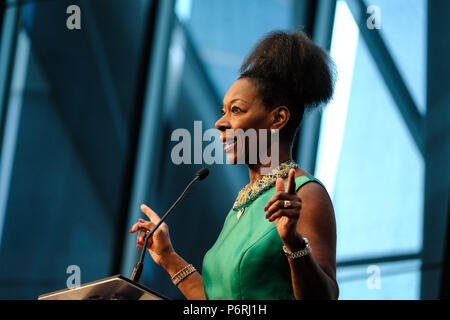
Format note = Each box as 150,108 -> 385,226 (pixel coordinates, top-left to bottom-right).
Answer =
270,106 -> 290,131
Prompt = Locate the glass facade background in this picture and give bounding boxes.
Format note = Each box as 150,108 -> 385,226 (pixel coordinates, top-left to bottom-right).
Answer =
0,0 -> 448,300
316,1 -> 425,299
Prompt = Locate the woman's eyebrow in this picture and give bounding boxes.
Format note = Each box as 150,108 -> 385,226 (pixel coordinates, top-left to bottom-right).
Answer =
226,98 -> 249,105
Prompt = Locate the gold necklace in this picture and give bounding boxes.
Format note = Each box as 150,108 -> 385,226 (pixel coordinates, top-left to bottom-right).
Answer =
233,160 -> 298,219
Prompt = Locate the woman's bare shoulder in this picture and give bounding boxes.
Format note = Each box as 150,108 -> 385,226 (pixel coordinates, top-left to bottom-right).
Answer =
293,170 -> 335,232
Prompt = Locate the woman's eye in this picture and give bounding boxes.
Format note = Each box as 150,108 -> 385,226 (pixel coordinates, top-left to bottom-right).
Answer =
231,106 -> 240,113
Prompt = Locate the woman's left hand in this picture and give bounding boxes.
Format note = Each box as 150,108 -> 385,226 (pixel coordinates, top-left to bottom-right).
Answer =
264,168 -> 303,247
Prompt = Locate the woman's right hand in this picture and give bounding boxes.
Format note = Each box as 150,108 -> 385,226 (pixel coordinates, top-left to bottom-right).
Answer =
130,205 -> 206,300
129,204 -> 175,266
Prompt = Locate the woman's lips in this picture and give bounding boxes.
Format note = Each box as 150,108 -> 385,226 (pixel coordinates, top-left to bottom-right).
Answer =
224,141 -> 237,153
221,135 -> 238,153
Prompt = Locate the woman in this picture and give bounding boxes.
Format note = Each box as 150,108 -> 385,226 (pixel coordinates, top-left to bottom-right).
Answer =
130,31 -> 338,300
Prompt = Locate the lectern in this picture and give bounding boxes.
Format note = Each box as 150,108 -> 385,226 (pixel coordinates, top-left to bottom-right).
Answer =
38,275 -> 168,300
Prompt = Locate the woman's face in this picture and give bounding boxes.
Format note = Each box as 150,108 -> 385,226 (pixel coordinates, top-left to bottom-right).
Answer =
215,78 -> 273,164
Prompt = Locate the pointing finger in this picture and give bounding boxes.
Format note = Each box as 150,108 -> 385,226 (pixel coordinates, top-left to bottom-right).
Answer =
287,168 -> 296,194
141,204 -> 161,223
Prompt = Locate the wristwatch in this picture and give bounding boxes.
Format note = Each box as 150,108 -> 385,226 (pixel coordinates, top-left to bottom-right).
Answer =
282,237 -> 312,259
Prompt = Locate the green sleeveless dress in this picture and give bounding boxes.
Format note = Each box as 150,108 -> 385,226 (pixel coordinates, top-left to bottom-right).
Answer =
202,175 -> 326,300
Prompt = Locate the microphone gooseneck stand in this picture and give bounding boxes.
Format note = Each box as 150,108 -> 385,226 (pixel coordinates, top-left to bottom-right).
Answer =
130,168 -> 209,283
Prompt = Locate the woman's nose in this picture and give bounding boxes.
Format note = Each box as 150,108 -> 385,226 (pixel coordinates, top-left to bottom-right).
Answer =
215,115 -> 231,132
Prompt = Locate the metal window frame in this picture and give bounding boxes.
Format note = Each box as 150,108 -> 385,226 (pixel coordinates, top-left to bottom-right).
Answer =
312,0 -> 450,300
331,0 -> 426,268
0,3 -> 20,157
345,0 -> 424,154
0,0 -> 21,248
344,0 -> 450,300
293,0 -> 337,175
120,0 -> 176,277
292,0 -> 425,290
422,0 -> 450,300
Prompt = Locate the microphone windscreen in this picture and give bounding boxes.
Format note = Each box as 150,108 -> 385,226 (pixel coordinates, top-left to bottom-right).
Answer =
196,168 -> 210,181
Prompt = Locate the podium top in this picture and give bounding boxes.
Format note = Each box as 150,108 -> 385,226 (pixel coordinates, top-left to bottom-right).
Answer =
38,275 -> 168,300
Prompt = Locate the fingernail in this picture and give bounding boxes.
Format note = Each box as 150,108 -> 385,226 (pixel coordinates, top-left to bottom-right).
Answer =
264,207 -> 267,211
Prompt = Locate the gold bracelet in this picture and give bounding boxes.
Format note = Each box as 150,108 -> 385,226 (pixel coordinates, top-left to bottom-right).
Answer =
171,264 -> 196,286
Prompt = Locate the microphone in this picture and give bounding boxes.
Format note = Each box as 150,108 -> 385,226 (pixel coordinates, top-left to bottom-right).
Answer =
196,167 -> 209,181
130,168 -> 210,282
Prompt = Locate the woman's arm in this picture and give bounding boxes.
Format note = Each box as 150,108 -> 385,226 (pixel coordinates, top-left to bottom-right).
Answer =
130,204 -> 207,300
159,251 -> 206,300
161,251 -> 206,300
283,181 -> 339,299
265,170 -> 339,299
